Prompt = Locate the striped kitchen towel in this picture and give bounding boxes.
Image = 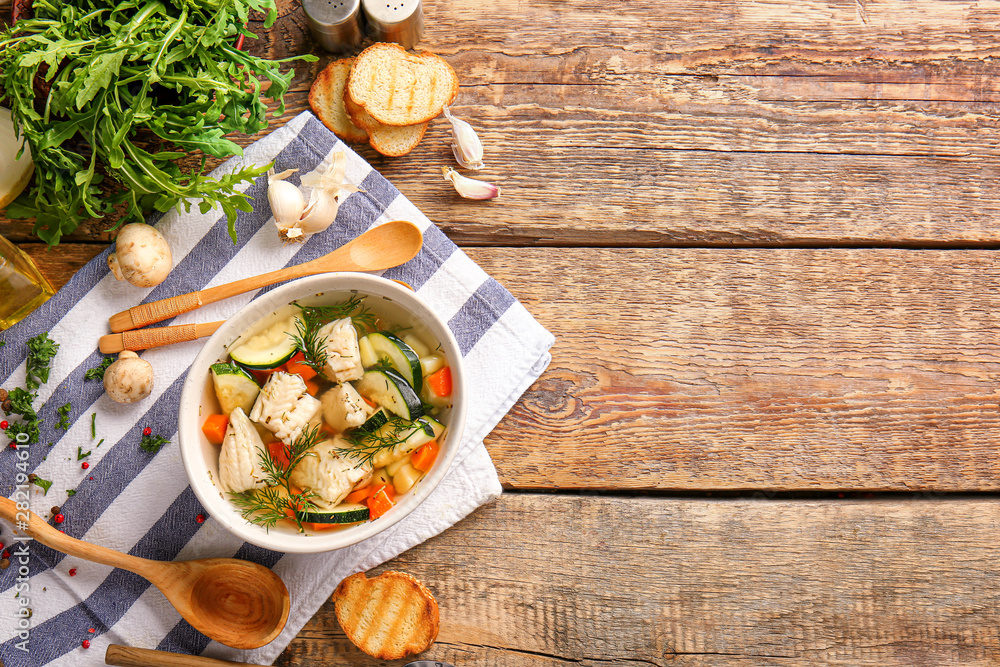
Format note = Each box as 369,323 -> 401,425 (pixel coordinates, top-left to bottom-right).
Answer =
0,111 -> 554,666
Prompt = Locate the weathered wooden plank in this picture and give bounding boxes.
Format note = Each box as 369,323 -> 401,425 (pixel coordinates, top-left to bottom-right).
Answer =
20,246 -> 1000,492
277,494 -> 1000,666
463,247 -> 1000,492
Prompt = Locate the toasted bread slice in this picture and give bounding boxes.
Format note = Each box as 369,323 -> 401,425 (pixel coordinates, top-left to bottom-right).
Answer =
333,570 -> 440,659
309,58 -> 369,144
346,43 -> 458,127
343,91 -> 428,157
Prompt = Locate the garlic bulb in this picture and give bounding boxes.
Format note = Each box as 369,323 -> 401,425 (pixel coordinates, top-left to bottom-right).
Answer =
444,106 -> 484,170
267,168 -> 306,236
272,153 -> 357,243
442,166 -> 500,200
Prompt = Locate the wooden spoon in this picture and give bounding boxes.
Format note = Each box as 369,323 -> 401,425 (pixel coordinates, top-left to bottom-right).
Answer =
0,498 -> 290,650
109,220 -> 424,333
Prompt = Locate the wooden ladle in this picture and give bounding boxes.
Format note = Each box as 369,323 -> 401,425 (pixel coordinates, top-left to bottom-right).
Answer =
0,497 -> 290,650
108,220 -> 424,333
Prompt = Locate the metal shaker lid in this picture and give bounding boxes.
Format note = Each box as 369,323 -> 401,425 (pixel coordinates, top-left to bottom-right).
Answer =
361,0 -> 424,50
303,0 -> 364,52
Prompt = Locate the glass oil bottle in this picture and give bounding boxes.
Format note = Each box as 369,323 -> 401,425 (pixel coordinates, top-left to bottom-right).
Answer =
0,234 -> 54,329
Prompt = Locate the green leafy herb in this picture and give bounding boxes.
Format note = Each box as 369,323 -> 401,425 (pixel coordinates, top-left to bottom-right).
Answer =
3,388 -> 39,444
140,432 -> 169,453
230,424 -> 321,533
56,402 -> 71,430
288,295 -> 376,374
96,438 -> 104,448
91,413 -> 97,438
66,489 -> 76,497
27,474 -> 52,495
0,0 -> 316,245
84,357 -> 114,381
77,445 -> 91,460
0,341 -> 6,347
25,333 -> 59,390
338,415 -> 431,469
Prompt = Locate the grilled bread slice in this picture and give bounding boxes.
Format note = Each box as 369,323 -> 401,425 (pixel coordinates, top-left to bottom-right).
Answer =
309,58 -> 369,144
343,91 -> 428,157
333,570 -> 440,659
346,43 -> 458,127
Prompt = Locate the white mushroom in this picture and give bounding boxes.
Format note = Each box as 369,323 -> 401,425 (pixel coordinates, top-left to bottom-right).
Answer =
107,223 -> 173,287
103,351 -> 153,403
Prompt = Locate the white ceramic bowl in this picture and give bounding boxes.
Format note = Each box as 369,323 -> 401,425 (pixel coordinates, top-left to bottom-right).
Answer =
178,273 -> 466,553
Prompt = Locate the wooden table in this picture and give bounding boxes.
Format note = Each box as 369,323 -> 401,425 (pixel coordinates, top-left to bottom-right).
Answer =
6,0 -> 1000,664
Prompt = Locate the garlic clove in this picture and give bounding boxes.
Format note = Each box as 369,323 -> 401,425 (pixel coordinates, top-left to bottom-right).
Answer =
442,166 -> 500,200
267,167 -> 307,237
444,106 -> 484,170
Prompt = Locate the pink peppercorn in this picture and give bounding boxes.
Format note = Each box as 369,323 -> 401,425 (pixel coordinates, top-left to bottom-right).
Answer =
143,427 -> 152,436
195,514 -> 206,524
81,462 -> 89,470
68,568 -> 76,576
53,513 -> 65,524
0,420 -> 8,429
81,639 -> 90,649
88,628 -> 95,633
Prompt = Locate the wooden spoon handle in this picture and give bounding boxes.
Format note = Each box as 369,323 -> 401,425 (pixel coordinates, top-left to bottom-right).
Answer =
111,291 -> 205,333
105,644 -> 263,666
0,497 -> 156,578
99,322 -> 225,354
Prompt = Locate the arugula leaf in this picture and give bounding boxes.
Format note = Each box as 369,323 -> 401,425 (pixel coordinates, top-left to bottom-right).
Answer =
0,0 -> 316,246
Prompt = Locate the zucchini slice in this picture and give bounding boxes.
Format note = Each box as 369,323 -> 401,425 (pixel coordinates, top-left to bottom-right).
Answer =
367,332 -> 423,393
356,408 -> 390,433
355,370 -> 424,421
210,363 -> 261,416
358,335 -> 379,369
370,416 -> 445,469
229,315 -> 299,370
300,503 -> 370,524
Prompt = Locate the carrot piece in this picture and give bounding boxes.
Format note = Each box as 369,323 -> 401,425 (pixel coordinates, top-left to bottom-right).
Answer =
425,366 -> 452,397
303,376 -> 321,396
367,485 -> 395,519
201,414 -> 229,445
411,440 -> 439,472
361,395 -> 377,409
286,352 -> 317,380
345,486 -> 374,504
267,441 -> 291,469
249,365 -> 285,385
306,522 -> 341,532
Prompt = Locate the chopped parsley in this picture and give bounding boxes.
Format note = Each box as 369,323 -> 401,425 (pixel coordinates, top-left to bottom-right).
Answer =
3,388 -> 40,444
84,356 -> 114,381
56,403 -> 71,430
27,474 -> 52,495
140,433 -> 170,454
66,490 -> 76,497
76,446 -> 91,461
90,413 -> 97,438
25,333 -> 59,391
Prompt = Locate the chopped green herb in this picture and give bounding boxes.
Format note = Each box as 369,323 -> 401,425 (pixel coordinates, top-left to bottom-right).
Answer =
96,439 -> 104,448
25,333 -> 59,391
3,388 -> 39,444
84,357 -> 114,381
77,446 -> 91,461
0,341 -> 6,347
66,490 -> 76,497
90,413 -> 97,438
27,474 -> 52,495
140,433 -> 170,454
56,403 -> 71,430
338,415 -> 431,469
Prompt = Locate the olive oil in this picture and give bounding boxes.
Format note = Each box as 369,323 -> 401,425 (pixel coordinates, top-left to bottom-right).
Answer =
0,234 -> 54,330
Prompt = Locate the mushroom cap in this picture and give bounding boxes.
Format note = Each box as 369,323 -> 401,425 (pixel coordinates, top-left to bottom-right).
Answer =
107,223 -> 172,288
103,352 -> 154,404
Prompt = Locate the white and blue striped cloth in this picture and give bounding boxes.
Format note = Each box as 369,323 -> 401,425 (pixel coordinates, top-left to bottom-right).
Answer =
0,111 -> 554,666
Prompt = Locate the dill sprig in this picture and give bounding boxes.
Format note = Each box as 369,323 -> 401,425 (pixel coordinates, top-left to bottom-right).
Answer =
287,295 -> 378,375
338,416 -> 433,469
229,424 -> 322,532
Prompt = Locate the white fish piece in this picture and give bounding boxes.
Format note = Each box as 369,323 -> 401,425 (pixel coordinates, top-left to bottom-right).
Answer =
218,407 -> 269,494
249,371 -> 322,443
289,435 -> 372,509
321,382 -> 373,432
318,317 -> 364,383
